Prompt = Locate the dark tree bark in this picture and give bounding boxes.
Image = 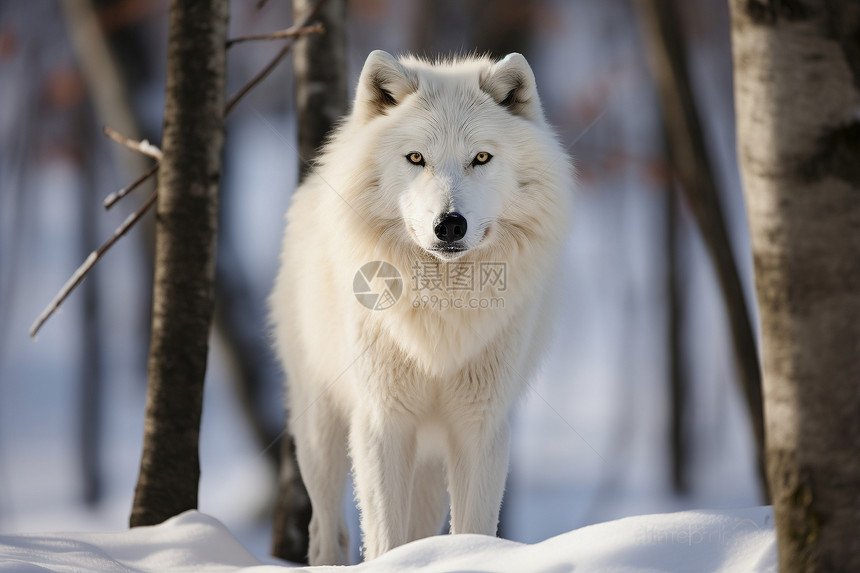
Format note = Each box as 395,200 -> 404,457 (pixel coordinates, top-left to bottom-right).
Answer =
665,174 -> 687,495
272,435 -> 313,561
729,1 -> 860,570
271,0 -> 347,562
635,0 -> 769,501
130,0 -> 228,527
293,0 -> 348,176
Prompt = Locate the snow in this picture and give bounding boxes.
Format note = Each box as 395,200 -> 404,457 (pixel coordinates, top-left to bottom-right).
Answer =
0,507 -> 775,572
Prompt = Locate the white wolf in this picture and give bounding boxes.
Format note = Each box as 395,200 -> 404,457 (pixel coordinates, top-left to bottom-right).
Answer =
270,50 -> 572,565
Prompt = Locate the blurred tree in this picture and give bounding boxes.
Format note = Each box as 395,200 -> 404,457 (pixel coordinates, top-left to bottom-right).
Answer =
664,153 -> 687,495
213,248 -> 282,465
411,0 -> 535,60
61,0 -> 155,508
293,0 -> 348,178
130,0 -> 228,527
468,0 -> 535,58
635,0 -> 769,501
729,1 -> 860,570
77,104 -> 104,506
88,0 -> 161,383
60,0 -> 150,179
271,0 -> 348,562
0,8 -> 36,375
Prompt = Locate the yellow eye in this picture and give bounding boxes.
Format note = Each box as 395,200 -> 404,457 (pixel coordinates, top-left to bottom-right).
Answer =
407,152 -> 425,166
473,152 -> 492,165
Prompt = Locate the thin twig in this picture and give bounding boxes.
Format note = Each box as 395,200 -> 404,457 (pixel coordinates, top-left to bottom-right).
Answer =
104,162 -> 160,209
227,22 -> 324,47
32,0 -> 330,337
103,126 -> 163,160
225,0 -> 328,115
30,191 -> 158,338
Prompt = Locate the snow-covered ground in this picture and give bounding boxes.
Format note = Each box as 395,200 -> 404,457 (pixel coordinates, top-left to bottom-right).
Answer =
0,507 -> 775,572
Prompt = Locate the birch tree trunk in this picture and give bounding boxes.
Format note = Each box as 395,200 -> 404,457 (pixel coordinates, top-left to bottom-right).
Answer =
729,2 -> 860,570
271,0 -> 348,562
130,0 -> 228,527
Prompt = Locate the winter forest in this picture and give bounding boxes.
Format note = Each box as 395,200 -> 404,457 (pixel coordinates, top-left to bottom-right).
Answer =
0,1 -> 858,572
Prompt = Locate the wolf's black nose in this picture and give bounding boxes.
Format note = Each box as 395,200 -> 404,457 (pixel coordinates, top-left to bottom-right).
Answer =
434,212 -> 468,243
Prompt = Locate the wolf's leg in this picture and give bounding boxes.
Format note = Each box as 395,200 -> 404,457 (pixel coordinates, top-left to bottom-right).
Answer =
291,400 -> 350,565
350,410 -> 415,560
447,420 -> 509,536
407,457 -> 448,541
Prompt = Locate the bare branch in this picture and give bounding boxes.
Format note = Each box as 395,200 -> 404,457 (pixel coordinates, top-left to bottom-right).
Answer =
103,126 -> 163,160
31,0 -> 330,337
30,191 -> 158,338
226,22 -> 324,48
225,0 -> 329,115
104,162 -> 160,209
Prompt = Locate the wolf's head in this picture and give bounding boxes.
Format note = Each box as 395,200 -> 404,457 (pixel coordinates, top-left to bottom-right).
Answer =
331,51 -> 567,263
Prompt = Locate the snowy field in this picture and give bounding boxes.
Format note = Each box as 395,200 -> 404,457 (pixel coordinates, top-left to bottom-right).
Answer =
0,507 -> 775,572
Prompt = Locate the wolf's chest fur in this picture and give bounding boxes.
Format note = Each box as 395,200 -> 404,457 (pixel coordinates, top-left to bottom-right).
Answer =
352,308 -> 523,413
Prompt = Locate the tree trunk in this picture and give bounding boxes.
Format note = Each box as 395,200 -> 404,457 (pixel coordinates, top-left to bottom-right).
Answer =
78,103 -> 104,506
665,173 -> 687,495
293,0 -> 348,176
635,0 -> 769,501
58,0 -> 150,179
130,0 -> 228,527
271,0 -> 348,562
728,1 -> 860,570
271,435 -> 313,562
214,256 -> 281,467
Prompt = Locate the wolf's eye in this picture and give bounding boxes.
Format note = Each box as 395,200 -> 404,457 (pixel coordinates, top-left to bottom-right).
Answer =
406,152 -> 425,166
472,152 -> 492,166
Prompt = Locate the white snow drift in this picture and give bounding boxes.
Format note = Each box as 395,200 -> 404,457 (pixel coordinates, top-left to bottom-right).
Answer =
0,506 -> 775,572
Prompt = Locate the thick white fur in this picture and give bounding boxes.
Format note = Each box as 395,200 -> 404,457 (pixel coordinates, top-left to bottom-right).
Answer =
270,51 -> 573,565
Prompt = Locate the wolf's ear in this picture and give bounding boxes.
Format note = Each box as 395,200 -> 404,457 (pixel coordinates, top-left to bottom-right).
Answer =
480,53 -> 542,122
354,50 -> 417,124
